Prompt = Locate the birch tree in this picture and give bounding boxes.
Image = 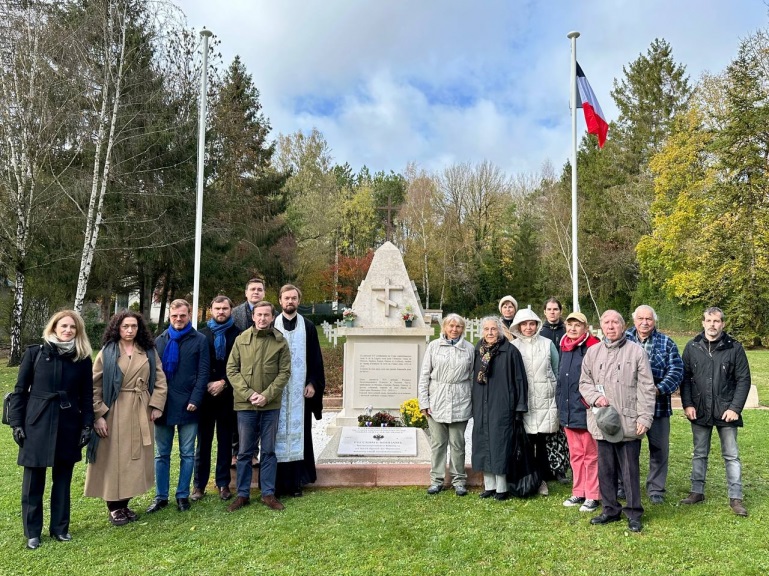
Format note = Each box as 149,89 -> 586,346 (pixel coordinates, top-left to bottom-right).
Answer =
72,0 -> 132,312
0,2 -> 78,365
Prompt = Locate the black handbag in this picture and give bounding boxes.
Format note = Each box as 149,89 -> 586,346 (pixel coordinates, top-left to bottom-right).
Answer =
2,392 -> 12,426
3,345 -> 43,426
506,418 -> 541,497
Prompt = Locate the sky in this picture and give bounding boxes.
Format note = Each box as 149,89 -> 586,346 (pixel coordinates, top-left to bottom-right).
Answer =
174,0 -> 766,178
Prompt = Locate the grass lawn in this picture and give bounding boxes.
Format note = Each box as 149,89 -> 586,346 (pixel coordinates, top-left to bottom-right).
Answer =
1,360 -> 769,575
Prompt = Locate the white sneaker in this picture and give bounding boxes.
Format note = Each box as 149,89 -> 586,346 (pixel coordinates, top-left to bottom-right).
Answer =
563,496 -> 585,507
579,499 -> 600,512
538,481 -> 549,496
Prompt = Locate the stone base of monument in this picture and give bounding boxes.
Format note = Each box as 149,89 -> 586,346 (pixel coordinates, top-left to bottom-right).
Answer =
313,426 -> 482,487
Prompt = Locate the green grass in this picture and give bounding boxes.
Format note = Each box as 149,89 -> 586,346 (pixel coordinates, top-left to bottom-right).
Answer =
2,349 -> 768,575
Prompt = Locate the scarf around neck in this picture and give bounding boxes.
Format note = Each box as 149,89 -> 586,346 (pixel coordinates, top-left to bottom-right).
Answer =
207,316 -> 234,360
162,323 -> 193,381
46,336 -> 76,356
477,337 -> 503,384
561,331 -> 590,353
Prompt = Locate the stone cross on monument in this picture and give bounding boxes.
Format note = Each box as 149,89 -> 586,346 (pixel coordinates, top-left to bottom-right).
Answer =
371,278 -> 403,317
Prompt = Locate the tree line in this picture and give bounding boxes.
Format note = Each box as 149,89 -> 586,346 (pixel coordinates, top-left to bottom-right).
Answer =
2,2 -> 768,367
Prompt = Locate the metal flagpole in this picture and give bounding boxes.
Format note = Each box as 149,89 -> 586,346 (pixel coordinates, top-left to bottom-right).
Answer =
192,28 -> 213,329
567,31 -> 580,313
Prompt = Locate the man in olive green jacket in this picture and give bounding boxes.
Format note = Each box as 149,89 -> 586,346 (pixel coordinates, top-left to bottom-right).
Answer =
226,301 -> 291,511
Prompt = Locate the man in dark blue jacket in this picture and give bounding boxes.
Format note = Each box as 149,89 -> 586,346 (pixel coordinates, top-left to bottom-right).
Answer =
680,306 -> 751,517
147,299 -> 209,513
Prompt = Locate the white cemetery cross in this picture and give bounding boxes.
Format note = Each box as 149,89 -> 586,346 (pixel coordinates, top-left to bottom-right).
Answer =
331,242 -> 433,429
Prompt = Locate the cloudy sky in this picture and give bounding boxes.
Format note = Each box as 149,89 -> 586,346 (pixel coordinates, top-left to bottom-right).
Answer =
175,0 -> 766,178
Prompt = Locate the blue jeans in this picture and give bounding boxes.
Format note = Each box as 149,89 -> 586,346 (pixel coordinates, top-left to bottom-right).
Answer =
155,422 -> 198,500
236,409 -> 279,498
690,423 -> 742,499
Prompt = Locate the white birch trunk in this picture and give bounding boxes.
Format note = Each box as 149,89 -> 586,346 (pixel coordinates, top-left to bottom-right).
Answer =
1,13 -> 41,365
73,0 -> 128,312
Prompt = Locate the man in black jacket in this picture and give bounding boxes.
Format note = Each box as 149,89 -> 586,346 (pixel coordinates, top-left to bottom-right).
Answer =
540,297 -> 566,347
191,296 -> 241,502
680,307 -> 751,516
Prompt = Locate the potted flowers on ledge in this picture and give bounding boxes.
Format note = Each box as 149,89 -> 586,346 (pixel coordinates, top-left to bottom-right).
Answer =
400,398 -> 427,429
342,308 -> 357,327
358,411 -> 401,427
402,305 -> 416,327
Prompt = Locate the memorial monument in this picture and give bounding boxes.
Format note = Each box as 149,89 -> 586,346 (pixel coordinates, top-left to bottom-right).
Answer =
330,241 -> 433,429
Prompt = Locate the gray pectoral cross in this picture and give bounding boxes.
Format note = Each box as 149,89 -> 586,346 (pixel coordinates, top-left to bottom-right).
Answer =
371,278 -> 404,317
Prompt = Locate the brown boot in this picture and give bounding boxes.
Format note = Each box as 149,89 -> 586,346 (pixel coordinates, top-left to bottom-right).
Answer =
190,488 -> 205,501
680,492 -> 705,505
261,494 -> 285,511
227,496 -> 250,512
730,498 -> 748,517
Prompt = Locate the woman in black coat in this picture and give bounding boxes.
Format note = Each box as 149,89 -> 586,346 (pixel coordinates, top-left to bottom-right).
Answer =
472,316 -> 528,500
7,310 -> 94,550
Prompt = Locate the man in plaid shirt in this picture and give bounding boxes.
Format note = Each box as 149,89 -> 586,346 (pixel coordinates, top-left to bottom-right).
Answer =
625,305 -> 683,504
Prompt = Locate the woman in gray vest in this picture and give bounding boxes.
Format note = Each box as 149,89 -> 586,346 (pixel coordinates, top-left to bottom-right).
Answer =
84,311 -> 167,526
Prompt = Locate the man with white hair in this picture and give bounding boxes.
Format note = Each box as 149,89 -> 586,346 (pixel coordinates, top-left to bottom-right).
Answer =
624,304 -> 683,504
579,310 -> 655,533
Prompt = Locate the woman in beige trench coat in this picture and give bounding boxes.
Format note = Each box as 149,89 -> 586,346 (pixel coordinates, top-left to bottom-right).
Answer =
84,311 -> 167,526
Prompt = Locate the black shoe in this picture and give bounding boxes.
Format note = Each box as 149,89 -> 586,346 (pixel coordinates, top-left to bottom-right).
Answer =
454,485 -> 468,497
628,519 -> 642,532
590,513 -> 622,525
50,533 -> 72,542
292,489 -> 303,497
176,497 -> 191,511
494,492 -> 509,501
649,494 -> 664,504
146,498 -> 169,513
617,487 -> 626,500
26,537 -> 41,550
479,490 -> 495,499
427,484 -> 443,495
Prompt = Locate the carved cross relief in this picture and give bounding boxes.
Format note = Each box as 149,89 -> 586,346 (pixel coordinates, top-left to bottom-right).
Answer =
371,278 -> 404,317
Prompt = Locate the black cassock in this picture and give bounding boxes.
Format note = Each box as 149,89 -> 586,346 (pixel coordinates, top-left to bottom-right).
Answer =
274,314 -> 326,496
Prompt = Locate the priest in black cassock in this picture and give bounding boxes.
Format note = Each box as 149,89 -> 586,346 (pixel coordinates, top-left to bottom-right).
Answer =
272,284 -> 326,497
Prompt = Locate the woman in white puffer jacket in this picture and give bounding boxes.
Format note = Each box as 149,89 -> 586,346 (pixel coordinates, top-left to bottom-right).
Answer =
511,307 -> 560,496
418,314 -> 475,496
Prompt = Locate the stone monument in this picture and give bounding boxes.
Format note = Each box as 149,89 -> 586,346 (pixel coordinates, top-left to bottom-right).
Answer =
331,241 -> 433,429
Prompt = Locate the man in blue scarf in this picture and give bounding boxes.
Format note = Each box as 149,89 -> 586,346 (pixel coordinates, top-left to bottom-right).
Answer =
148,299 -> 209,514
191,296 -> 241,502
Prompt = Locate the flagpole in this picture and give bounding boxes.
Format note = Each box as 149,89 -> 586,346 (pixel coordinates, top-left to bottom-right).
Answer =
567,31 -> 580,313
192,28 -> 213,329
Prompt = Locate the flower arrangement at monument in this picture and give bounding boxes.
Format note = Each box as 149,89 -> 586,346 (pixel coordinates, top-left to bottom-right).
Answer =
357,411 -> 401,427
400,398 -> 427,429
401,305 -> 415,321
342,308 -> 357,321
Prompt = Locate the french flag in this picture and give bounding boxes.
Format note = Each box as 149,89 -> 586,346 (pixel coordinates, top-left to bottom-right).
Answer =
576,62 -> 608,148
